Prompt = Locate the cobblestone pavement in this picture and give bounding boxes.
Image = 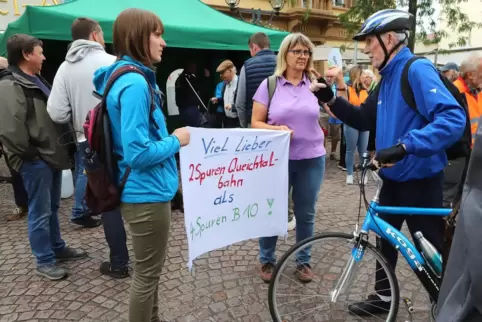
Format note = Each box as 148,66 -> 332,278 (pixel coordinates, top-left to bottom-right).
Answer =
0,154 -> 432,322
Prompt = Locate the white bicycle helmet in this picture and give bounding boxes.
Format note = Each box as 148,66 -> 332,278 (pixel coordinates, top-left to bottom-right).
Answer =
353,9 -> 413,41
353,9 -> 414,70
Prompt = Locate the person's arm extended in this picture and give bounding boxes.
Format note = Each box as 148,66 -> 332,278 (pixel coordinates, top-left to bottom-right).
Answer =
0,83 -> 37,159
327,92 -> 378,132
47,63 -> 72,124
235,66 -> 248,127
401,60 -> 466,157
120,75 -> 180,169
320,70 -> 377,132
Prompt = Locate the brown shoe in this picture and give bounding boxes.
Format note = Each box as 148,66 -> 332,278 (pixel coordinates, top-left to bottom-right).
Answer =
258,263 -> 275,283
296,264 -> 314,283
6,206 -> 27,221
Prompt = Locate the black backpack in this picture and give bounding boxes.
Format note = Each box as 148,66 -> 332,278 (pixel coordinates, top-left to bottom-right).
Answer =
400,57 -> 472,160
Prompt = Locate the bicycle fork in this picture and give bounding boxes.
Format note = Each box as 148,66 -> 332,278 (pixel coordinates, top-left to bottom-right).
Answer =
330,236 -> 365,302
330,257 -> 358,302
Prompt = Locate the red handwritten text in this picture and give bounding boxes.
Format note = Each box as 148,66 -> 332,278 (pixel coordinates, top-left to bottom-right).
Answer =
188,152 -> 278,186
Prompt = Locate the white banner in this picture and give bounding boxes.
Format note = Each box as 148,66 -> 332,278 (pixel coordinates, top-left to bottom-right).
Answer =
180,128 -> 290,270
328,48 -> 343,69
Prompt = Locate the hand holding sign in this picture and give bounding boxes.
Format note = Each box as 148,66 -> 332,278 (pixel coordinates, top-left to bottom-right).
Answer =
173,127 -> 190,146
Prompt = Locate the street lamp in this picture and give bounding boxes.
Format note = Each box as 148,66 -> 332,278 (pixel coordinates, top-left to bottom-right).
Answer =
224,0 -> 285,24
270,0 -> 285,13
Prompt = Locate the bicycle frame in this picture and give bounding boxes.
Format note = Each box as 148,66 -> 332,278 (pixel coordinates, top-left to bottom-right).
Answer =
352,170 -> 452,301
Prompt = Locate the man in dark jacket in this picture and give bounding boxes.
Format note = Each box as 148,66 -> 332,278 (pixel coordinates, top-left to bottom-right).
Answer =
0,56 -> 29,221
175,61 -> 206,127
235,32 -> 277,128
0,35 -> 86,280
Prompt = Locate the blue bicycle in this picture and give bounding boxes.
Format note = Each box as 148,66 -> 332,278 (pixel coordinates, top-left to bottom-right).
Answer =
268,153 -> 451,321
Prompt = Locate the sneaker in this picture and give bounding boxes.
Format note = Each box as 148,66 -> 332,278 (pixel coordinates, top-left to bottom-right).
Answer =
295,264 -> 314,283
348,293 -> 391,316
99,261 -> 130,279
258,263 -> 275,283
71,215 -> 101,228
36,264 -> 68,281
346,175 -> 354,185
55,247 -> 88,262
288,218 -> 296,231
6,206 -> 28,221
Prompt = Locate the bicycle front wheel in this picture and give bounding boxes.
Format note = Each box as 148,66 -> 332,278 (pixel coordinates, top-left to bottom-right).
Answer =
268,232 -> 400,321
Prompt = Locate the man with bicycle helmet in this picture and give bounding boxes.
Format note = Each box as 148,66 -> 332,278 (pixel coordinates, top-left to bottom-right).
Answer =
316,9 -> 466,316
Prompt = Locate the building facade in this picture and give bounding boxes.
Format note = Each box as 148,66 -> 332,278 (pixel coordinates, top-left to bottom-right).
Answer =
0,0 -> 65,32
202,0 -> 354,48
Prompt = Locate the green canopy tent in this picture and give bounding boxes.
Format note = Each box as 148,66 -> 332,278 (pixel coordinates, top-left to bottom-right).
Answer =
0,0 -> 288,56
0,0 -> 288,130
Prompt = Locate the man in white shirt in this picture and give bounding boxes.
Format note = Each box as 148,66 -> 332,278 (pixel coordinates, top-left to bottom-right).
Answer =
213,60 -> 239,128
47,18 -> 129,279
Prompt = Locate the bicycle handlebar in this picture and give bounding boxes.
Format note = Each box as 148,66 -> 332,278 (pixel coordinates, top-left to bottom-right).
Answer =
360,152 -> 384,202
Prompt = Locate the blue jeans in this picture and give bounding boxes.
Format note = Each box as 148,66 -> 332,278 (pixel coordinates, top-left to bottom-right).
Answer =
102,210 -> 129,269
72,141 -> 89,220
259,155 -> 325,265
344,125 -> 369,176
20,160 -> 66,267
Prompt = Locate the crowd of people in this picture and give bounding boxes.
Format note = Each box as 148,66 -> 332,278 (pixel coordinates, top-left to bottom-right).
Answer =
0,6 -> 481,322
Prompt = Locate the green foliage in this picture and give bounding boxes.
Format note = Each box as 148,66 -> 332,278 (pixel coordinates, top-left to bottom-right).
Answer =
339,0 -> 482,49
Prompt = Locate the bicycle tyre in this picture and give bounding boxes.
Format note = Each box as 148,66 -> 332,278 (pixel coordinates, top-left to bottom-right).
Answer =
268,232 -> 400,322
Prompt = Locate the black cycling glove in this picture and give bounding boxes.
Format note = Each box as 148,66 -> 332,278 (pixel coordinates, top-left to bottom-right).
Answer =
375,144 -> 407,164
313,77 -> 335,103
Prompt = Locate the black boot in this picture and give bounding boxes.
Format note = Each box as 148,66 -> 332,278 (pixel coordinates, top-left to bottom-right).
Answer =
348,294 -> 391,316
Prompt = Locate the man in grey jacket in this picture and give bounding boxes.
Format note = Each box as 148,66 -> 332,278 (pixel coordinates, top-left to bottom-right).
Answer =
0,34 -> 87,280
47,18 -> 129,279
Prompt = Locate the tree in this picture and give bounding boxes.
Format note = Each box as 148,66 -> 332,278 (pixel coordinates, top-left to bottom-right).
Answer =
339,0 -> 482,51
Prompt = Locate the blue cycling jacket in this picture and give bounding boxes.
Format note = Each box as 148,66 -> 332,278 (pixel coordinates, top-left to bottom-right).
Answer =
331,47 -> 466,182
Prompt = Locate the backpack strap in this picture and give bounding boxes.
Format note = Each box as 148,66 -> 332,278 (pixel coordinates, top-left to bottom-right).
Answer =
401,56 -> 426,113
101,65 -> 157,121
266,75 -> 277,109
99,65 -> 159,192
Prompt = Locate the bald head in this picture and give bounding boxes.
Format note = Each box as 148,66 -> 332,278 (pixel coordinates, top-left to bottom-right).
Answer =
0,57 -> 7,69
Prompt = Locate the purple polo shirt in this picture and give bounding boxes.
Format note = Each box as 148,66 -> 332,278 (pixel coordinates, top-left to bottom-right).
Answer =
253,75 -> 326,160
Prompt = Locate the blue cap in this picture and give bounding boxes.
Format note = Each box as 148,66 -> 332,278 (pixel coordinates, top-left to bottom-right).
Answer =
439,62 -> 459,72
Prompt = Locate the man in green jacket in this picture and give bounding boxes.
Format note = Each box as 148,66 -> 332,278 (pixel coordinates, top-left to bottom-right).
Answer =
0,34 -> 86,280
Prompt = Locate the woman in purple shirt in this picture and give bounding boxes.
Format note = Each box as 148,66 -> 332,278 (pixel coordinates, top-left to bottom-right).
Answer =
251,33 -> 326,283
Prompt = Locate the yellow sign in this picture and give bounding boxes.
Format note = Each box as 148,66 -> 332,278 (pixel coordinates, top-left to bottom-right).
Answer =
0,0 -> 59,16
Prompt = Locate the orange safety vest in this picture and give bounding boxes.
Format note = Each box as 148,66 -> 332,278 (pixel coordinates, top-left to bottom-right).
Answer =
453,77 -> 482,145
347,86 -> 368,106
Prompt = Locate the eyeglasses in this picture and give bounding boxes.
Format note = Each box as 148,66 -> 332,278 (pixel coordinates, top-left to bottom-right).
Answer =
289,49 -> 312,57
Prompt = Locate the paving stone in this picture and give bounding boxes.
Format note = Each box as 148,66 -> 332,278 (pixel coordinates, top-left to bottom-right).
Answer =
0,149 -> 431,321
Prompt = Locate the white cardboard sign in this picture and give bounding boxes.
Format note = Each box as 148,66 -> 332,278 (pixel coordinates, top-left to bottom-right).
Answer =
180,128 -> 290,270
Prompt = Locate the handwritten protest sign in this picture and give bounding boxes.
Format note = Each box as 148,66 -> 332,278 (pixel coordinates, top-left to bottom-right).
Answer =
180,128 -> 290,270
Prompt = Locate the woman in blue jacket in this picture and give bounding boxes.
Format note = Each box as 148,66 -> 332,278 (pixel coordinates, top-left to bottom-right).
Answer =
93,8 -> 190,322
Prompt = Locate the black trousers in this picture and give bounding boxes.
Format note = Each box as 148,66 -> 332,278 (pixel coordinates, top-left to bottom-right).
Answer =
375,172 -> 445,297
339,125 -> 346,168
214,112 -> 239,129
